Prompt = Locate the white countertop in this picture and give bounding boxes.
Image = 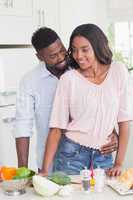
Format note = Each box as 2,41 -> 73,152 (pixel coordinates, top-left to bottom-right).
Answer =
0,186 -> 132,200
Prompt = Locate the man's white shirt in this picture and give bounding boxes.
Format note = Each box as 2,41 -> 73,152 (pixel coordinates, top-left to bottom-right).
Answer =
14,62 -> 58,169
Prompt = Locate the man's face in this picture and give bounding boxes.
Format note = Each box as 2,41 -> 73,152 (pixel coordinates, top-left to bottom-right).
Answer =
37,39 -> 67,70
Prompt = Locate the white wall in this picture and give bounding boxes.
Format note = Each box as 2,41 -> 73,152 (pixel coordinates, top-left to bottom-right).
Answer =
107,0 -> 133,22
59,0 -> 108,47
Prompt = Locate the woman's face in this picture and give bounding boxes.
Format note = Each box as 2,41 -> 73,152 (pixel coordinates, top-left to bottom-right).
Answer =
71,36 -> 97,70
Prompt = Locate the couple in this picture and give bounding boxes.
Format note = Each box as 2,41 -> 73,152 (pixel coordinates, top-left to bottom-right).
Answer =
15,24 -> 132,177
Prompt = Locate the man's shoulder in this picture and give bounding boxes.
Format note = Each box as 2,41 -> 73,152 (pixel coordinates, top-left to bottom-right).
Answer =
20,64 -> 43,84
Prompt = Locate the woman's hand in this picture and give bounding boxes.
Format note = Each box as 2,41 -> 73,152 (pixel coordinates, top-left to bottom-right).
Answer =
106,164 -> 122,177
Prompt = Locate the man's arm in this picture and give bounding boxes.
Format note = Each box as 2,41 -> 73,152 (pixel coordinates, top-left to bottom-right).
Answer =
40,128 -> 61,175
100,129 -> 118,154
16,137 -> 30,167
15,78 -> 34,168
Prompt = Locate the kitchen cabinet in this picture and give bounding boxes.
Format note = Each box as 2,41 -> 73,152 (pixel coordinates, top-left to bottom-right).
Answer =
0,0 -> 33,44
0,0 -> 60,44
0,0 -> 33,45
0,105 -> 17,166
0,103 -> 37,170
32,0 -> 45,28
32,0 -> 60,34
0,16 -> 33,44
0,47 -> 38,170
0,0 -> 32,16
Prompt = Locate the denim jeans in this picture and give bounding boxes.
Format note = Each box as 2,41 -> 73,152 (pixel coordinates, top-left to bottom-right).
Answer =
53,135 -> 113,175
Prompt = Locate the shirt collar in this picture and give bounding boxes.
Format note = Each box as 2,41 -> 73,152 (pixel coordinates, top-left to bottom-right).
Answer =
39,61 -> 55,78
39,61 -> 71,78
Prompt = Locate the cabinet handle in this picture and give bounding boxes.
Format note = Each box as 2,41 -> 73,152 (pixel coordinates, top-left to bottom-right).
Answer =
0,91 -> 16,96
42,10 -> 45,26
3,117 -> 16,123
38,9 -> 41,27
9,0 -> 13,8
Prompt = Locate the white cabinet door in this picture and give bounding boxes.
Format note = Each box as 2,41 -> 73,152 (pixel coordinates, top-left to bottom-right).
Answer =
0,105 -> 37,170
0,0 -> 60,44
32,0 -> 45,28
0,0 -> 32,16
0,105 -> 17,166
0,0 -> 33,44
32,0 -> 60,34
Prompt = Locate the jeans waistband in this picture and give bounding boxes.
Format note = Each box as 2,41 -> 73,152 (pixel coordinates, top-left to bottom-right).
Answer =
62,134 -> 99,153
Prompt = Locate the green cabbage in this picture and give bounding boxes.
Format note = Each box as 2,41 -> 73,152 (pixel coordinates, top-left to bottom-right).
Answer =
13,167 -> 35,180
48,171 -> 71,185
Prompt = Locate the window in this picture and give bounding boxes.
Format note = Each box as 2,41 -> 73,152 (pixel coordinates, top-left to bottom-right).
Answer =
108,22 -> 133,71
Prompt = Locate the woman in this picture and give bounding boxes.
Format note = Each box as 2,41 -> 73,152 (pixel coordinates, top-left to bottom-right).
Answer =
41,24 -> 133,176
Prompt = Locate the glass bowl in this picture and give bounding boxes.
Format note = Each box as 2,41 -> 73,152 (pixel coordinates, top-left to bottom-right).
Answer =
1,178 -> 29,196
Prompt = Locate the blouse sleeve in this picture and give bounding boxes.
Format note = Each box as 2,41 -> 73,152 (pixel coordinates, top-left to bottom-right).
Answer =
117,65 -> 133,122
49,74 -> 70,129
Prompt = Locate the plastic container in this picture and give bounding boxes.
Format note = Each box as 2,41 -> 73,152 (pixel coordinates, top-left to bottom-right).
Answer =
80,168 -> 91,192
94,168 -> 105,192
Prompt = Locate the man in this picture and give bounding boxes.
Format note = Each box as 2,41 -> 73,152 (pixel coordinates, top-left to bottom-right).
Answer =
14,27 -> 118,172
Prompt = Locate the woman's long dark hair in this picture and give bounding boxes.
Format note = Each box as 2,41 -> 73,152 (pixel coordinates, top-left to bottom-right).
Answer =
68,24 -> 112,69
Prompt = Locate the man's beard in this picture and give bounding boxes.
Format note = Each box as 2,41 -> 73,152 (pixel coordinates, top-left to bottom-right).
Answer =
46,59 -> 69,78
47,56 -> 69,71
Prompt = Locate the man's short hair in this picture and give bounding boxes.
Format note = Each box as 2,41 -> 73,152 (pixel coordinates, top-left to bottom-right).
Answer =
31,27 -> 60,51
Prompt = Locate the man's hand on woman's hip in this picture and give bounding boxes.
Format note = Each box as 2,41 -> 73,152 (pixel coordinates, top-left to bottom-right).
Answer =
100,130 -> 118,154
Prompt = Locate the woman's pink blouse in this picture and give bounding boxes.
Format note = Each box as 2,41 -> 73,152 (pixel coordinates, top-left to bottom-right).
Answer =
49,62 -> 133,149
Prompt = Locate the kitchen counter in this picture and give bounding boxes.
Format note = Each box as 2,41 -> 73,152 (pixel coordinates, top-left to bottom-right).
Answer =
0,186 -> 132,200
